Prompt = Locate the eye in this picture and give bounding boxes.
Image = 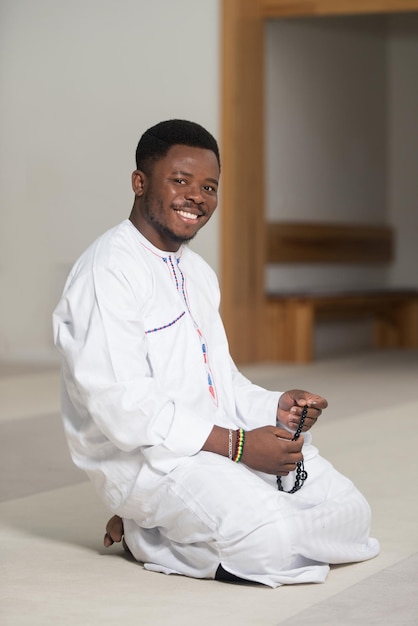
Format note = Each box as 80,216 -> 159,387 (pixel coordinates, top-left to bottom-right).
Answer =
203,185 -> 217,194
172,178 -> 187,185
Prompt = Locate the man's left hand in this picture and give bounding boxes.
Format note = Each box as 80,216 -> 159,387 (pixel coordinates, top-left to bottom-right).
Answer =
277,389 -> 327,433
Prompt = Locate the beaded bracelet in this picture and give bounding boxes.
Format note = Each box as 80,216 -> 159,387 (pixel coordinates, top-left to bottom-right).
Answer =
232,428 -> 245,463
228,429 -> 233,460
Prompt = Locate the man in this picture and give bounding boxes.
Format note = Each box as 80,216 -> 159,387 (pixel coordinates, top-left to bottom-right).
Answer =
53,120 -> 379,587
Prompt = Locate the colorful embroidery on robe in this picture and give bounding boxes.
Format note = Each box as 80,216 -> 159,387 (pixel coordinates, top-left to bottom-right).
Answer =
164,256 -> 218,405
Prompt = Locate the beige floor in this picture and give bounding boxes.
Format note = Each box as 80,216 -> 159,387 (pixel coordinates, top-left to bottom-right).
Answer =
1,349 -> 418,625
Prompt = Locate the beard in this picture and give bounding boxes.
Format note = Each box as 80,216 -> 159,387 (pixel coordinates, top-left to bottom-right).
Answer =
143,197 -> 198,246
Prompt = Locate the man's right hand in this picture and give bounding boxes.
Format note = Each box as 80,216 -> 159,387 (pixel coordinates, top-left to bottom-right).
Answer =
203,424 -> 303,475
241,426 -> 303,475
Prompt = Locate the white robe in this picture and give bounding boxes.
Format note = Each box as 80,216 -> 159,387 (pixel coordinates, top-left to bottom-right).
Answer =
53,219 -> 379,587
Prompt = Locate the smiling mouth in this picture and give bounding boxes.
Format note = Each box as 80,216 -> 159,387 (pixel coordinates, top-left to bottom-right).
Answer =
174,209 -> 200,221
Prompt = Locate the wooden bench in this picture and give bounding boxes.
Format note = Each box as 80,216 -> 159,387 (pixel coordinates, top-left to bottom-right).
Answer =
264,222 -> 418,362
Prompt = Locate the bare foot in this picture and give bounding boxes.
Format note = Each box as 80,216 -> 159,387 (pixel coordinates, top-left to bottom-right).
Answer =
103,515 -> 124,547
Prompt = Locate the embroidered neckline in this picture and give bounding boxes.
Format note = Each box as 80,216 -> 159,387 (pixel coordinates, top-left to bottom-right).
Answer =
126,219 -> 183,260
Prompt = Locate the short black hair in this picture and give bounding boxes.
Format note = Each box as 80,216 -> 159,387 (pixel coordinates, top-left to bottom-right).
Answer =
135,119 -> 220,173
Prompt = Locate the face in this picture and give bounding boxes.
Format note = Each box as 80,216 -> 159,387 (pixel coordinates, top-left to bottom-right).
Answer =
130,145 -> 220,252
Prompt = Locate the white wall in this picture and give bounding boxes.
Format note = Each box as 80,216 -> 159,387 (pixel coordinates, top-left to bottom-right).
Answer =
265,15 -> 389,293
265,14 -> 418,357
0,0 -> 220,364
387,13 -> 418,287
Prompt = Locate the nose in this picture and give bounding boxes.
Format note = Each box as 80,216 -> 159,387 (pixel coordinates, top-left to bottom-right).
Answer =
185,183 -> 204,204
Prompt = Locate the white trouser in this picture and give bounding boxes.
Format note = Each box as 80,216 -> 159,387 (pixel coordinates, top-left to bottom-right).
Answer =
122,443 -> 379,587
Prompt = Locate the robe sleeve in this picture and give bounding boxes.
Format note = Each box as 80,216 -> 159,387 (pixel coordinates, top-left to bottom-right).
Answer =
229,357 -> 282,430
53,264 -> 214,459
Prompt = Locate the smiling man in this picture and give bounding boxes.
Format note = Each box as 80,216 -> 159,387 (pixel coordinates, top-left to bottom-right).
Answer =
131,142 -> 219,249
53,120 -> 379,587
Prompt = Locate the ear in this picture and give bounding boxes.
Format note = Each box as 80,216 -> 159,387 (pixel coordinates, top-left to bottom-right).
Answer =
132,170 -> 147,197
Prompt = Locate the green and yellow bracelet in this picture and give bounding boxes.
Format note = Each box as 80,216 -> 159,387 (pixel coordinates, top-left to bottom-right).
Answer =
232,428 -> 245,462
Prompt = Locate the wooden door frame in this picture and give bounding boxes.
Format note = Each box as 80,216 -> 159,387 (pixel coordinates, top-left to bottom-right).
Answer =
221,0 -> 418,363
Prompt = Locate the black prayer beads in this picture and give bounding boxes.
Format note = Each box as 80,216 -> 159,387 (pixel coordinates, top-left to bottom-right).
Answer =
276,405 -> 308,494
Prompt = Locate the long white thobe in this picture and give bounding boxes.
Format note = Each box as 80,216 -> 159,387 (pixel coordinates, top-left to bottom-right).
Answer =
53,219 -> 379,587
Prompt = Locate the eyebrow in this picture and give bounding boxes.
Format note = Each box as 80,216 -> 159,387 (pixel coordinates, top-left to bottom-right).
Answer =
172,170 -> 219,186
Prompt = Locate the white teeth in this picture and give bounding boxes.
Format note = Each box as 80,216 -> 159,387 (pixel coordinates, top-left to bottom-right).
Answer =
177,210 -> 198,220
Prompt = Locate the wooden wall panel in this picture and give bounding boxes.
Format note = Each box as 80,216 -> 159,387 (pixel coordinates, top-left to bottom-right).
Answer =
221,0 -> 266,363
221,0 -> 418,363
266,222 -> 393,264
261,0 -> 418,18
